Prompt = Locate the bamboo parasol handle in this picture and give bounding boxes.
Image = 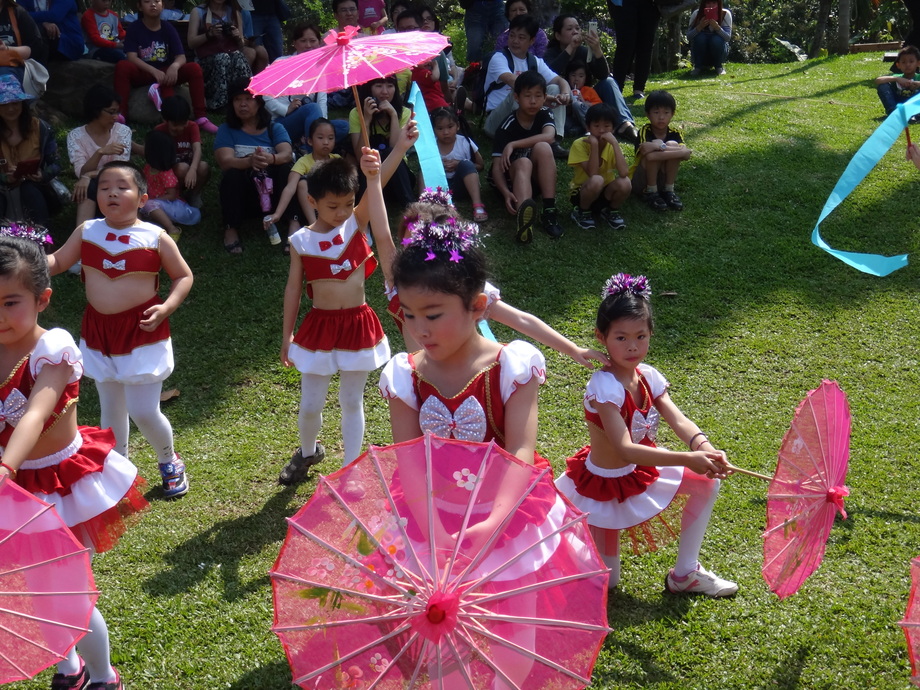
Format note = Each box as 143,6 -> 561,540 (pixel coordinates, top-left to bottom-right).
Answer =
725,463 -> 773,482
352,85 -> 371,151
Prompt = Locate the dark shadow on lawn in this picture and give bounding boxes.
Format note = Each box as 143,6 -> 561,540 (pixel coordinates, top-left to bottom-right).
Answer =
592,636 -> 679,686
608,588 -> 692,628
143,485 -> 298,601
228,660 -> 292,690
766,644 -> 810,689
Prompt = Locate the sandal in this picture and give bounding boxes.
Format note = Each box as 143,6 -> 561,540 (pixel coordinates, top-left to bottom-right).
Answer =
278,443 -> 325,486
282,240 -> 290,256
473,203 -> 489,222
223,240 -> 243,254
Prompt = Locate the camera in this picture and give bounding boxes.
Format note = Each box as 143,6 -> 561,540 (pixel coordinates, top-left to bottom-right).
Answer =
221,22 -> 233,36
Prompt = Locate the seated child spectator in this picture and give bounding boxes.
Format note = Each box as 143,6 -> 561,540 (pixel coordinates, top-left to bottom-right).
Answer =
565,59 -> 602,135
154,96 -> 209,209
630,90 -> 691,212
81,0 -> 125,62
266,117 -> 339,231
483,14 -> 571,160
20,0 -> 82,60
491,71 -> 563,242
432,106 -> 487,222
357,0 -> 386,35
686,0 -> 732,76
115,0 -> 217,132
568,103 -> 630,230
142,129 -> 201,239
876,44 -> 920,116
411,55 -> 450,113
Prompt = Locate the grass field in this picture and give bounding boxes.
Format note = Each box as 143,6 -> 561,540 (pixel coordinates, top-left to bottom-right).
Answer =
12,52 -> 920,689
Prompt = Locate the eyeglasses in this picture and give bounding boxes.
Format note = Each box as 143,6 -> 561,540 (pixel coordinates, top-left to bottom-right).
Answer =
337,5 -> 358,13
102,107 -> 120,115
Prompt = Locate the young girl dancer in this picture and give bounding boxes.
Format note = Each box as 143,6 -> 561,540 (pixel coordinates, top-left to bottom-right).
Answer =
0,230 -> 147,690
48,162 -> 194,499
379,219 -> 566,688
554,273 -> 738,596
386,189 -> 608,369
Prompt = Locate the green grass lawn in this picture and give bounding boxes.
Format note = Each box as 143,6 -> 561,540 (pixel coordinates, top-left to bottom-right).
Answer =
14,52 -> 920,689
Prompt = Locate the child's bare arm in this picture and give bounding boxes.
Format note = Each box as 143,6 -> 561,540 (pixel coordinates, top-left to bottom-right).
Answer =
490,300 -> 609,368
47,223 -> 84,275
186,141 -> 203,188
141,233 -> 193,330
602,132 -> 630,177
359,148 -> 396,288
280,250 -> 304,367
269,170 -> 303,226
579,135 -> 600,177
295,179 -> 316,224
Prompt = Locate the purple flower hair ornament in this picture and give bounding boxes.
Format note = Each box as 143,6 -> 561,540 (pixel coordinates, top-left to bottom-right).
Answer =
602,273 -> 651,300
417,186 -> 454,208
0,221 -> 53,247
405,216 -> 482,261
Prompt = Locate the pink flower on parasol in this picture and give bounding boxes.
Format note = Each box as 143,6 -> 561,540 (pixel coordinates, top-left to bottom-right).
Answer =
899,556 -> 920,686
248,27 -> 449,98
0,476 -> 99,683
271,434 -> 610,689
762,380 -> 851,600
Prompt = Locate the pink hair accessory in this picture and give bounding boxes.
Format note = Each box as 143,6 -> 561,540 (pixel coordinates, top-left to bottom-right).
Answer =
404,216 -> 481,262
0,221 -> 52,247
417,186 -> 454,208
602,273 -> 651,299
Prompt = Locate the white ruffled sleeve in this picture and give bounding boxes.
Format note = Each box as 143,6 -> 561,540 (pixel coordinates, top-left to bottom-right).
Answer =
498,340 -> 546,403
638,363 -> 670,399
584,370 -> 625,415
379,353 -> 418,410
30,329 -> 83,383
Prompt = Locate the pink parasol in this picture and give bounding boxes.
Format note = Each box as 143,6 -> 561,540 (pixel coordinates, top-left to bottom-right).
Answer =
899,556 -> 920,686
248,27 -> 447,149
0,476 -> 99,683
271,434 -> 610,689
762,380 -> 851,600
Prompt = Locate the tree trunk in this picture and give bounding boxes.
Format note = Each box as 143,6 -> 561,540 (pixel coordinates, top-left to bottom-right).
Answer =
811,0 -> 832,57
528,0 -> 560,27
836,0 -> 852,54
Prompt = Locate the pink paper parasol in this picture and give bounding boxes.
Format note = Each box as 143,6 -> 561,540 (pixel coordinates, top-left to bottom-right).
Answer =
0,476 -> 99,683
271,434 -> 610,689
762,380 -> 851,600
248,27 -> 447,148
898,556 -> 920,686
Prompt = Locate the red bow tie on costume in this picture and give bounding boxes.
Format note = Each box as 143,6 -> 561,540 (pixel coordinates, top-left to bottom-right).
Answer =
106,233 -> 130,244
318,235 -> 345,251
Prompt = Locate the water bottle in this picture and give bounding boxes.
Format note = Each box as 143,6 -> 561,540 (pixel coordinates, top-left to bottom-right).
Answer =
264,215 -> 281,245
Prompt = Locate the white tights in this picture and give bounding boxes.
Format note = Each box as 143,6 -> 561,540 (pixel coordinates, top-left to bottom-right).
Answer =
299,371 -> 369,465
590,469 -> 721,587
57,607 -> 116,683
95,381 -> 175,464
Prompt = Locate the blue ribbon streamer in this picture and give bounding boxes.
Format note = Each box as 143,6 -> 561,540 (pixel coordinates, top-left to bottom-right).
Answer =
478,319 -> 498,342
408,82 -> 448,190
811,95 -> 920,276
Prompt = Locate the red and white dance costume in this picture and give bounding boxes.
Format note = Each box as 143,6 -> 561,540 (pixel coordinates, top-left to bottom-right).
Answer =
79,219 -> 178,464
4,329 -> 148,553
554,364 -> 721,587
380,341 -> 576,688
288,216 -> 390,464
385,280 -> 501,336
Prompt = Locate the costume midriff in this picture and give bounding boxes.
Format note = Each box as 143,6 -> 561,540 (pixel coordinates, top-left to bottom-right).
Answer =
3,329 -> 147,553
555,363 -> 684,536
379,341 -> 563,580
288,215 -> 389,375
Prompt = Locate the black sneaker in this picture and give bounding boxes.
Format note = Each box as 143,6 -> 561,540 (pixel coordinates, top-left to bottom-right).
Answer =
616,122 -> 640,147
570,207 -> 596,229
515,198 -> 537,244
542,209 -> 564,239
643,190 -> 668,212
550,140 -> 569,160
600,207 -> 627,230
278,443 -> 325,485
660,190 -> 684,211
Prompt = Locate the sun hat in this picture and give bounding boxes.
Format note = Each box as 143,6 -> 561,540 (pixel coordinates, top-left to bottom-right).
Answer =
0,75 -> 33,105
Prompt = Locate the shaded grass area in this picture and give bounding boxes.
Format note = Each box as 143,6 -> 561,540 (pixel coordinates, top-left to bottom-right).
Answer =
13,53 -> 920,688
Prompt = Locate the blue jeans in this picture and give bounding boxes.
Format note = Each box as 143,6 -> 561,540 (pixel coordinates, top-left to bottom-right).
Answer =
447,159 -> 478,199
276,102 -> 350,149
251,13 -> 283,62
593,77 -> 635,127
877,82 -> 918,115
691,32 -> 728,71
464,0 -> 507,63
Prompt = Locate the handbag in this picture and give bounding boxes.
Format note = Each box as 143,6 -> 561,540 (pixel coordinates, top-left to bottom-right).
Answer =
22,59 -> 49,98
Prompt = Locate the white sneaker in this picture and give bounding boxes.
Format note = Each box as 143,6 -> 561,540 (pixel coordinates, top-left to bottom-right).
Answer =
665,565 -> 738,597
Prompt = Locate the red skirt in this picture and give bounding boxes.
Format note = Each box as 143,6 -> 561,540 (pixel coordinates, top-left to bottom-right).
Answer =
81,295 -> 170,357
289,303 -> 390,375
564,445 -> 659,501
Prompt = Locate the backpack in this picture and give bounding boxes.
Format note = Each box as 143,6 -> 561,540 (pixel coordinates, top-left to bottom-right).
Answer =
468,47 -> 538,116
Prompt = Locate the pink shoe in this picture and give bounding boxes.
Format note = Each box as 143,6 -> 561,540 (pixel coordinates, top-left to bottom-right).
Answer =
147,83 -> 163,111
196,116 -> 218,134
